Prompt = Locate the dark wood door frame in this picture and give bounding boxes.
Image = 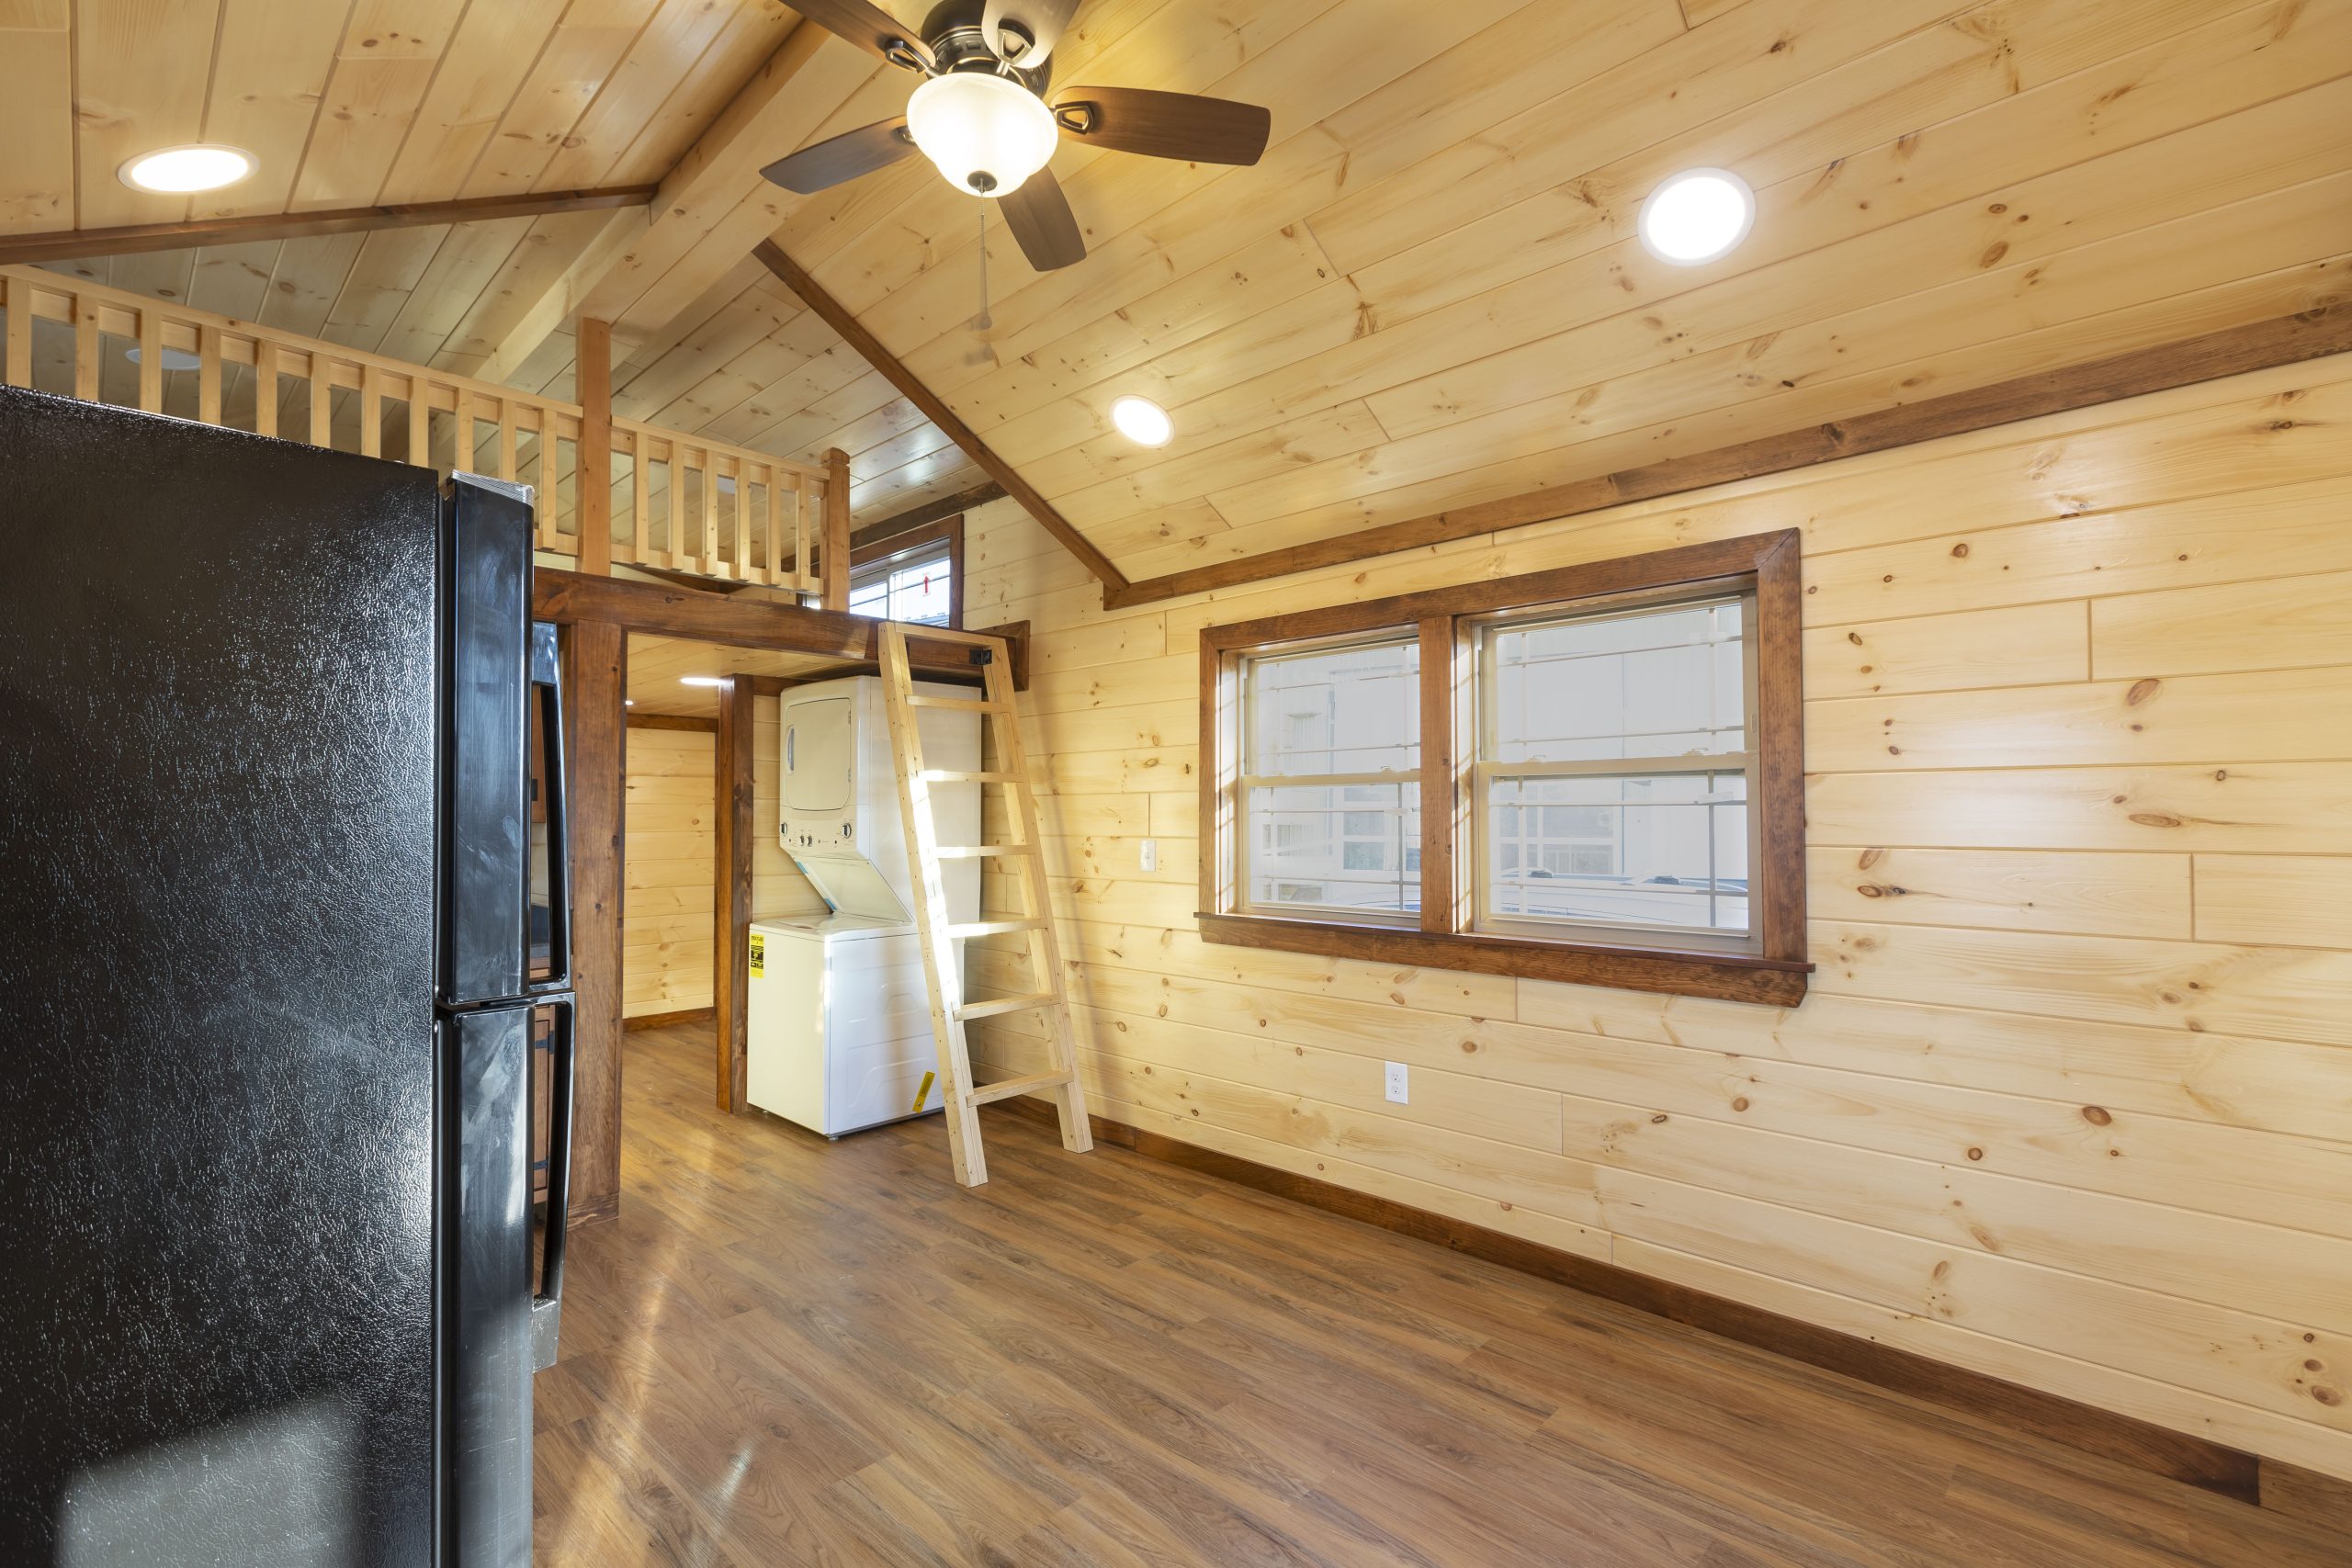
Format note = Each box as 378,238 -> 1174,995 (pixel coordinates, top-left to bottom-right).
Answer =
713,678 -> 755,1113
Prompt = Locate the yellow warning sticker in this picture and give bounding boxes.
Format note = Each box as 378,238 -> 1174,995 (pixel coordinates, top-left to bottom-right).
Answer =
910,1070 -> 936,1114
748,932 -> 765,980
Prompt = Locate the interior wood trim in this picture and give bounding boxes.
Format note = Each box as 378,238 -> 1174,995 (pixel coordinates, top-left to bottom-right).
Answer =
713,679 -> 755,1114
1105,306 -> 2352,609
852,481 -> 1003,549
622,1006 -> 714,1032
821,447 -> 854,609
987,1097 -> 2316,1516
751,238 -> 1131,594
1196,530 -> 1808,1004
625,712 -> 718,732
0,186 -> 661,266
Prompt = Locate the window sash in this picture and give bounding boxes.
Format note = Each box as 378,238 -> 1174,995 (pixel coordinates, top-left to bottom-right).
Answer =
1234,769 -> 1421,927
1470,588 -> 1760,953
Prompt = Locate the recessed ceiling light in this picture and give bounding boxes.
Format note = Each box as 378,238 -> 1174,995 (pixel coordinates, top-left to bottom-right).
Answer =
1110,395 -> 1172,447
124,344 -> 203,372
1637,168 -> 1755,266
118,144 -> 255,195
680,676 -> 728,687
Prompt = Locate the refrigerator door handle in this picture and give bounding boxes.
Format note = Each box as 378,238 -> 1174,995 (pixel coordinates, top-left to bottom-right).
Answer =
531,995 -> 576,1373
527,620 -> 572,998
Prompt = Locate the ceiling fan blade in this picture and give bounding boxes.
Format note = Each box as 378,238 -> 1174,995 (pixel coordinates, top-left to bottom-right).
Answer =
999,168 -> 1086,272
1049,85 -> 1271,166
980,0 -> 1080,65
789,0 -> 934,73
759,118 -> 918,195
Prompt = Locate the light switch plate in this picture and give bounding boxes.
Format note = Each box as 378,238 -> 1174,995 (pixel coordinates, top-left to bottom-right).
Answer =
1139,838 -> 1158,872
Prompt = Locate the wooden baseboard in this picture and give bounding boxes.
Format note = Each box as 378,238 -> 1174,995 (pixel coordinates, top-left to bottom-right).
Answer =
991,1098 -> 2346,1522
624,1006 -> 714,1032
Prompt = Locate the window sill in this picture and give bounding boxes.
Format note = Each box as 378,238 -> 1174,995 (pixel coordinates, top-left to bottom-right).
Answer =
1197,912 -> 1811,1007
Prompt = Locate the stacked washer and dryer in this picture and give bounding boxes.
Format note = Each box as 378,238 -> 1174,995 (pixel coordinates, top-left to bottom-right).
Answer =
744,674 -> 981,1137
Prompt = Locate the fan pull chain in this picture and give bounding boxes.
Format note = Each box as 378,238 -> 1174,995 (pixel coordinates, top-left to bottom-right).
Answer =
973,208 -> 994,332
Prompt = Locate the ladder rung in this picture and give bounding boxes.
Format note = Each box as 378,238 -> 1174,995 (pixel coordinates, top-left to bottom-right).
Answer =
908,694 -> 1007,714
923,770 -> 1017,784
947,919 -> 1046,939
932,843 -> 1036,859
966,1069 -> 1074,1106
955,991 -> 1057,1021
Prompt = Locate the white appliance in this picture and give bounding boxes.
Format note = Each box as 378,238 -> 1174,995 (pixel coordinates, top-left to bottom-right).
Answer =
746,674 -> 980,1136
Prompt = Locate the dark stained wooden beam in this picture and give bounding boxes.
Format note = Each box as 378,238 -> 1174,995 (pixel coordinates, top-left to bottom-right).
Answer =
1105,304 -> 2352,609
713,679 -> 754,1114
531,568 -> 1031,687
0,185 -> 660,267
560,619 -> 628,1228
624,712 -> 718,732
752,238 -> 1129,593
576,317 -> 615,576
851,479 -> 1003,550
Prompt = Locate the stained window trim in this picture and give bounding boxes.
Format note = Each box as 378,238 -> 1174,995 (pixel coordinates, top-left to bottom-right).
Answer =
1197,529 -> 1810,1008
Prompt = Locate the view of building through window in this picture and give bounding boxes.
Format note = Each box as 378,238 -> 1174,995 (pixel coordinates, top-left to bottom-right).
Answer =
1239,637 -> 1420,920
1481,594 -> 1752,939
846,546 -> 952,625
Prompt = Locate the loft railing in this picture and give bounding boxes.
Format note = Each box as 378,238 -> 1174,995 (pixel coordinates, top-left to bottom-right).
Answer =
0,265 -> 841,599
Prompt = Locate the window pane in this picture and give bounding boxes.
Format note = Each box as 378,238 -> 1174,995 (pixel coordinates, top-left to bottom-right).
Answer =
1485,773 -> 1748,934
846,547 -> 952,626
1487,598 -> 1745,762
1244,637 -> 1419,777
1247,783 -> 1419,919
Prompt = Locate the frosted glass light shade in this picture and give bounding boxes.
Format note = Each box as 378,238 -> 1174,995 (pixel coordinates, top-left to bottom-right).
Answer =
119,145 -> 254,193
906,73 -> 1058,197
1637,168 -> 1755,265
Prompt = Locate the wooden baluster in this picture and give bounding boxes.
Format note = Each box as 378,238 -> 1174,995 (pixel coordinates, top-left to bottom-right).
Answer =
452,388 -> 473,473
308,356 -> 331,446
135,307 -> 163,412
497,400 -> 517,483
73,293 -> 97,401
700,448 -> 719,576
3,279 -> 28,389
407,377 -> 430,467
629,430 -> 649,570
254,341 -> 277,437
359,364 -> 381,457
791,480 -> 808,591
198,326 -> 221,425
751,468 -> 772,585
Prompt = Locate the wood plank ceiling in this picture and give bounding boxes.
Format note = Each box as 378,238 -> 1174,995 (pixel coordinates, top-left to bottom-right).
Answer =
14,0 -> 2351,550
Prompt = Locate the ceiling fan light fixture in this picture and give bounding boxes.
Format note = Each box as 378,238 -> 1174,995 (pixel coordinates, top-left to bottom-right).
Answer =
1637,167 -> 1755,265
1110,395 -> 1172,446
906,72 -> 1058,198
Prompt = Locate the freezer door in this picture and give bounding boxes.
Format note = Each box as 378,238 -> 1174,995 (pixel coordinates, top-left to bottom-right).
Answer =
440,475 -> 535,1007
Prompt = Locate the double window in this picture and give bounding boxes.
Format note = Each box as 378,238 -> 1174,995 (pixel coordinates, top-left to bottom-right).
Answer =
1200,532 -> 1807,1005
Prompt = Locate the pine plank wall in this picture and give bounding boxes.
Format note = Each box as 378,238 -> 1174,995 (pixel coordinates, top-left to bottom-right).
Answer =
965,351 -> 2352,1481
623,726 -> 717,1021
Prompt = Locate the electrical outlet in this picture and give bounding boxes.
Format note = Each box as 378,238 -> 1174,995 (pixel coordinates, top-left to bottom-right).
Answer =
1385,1062 -> 1408,1104
1138,837 -> 1158,873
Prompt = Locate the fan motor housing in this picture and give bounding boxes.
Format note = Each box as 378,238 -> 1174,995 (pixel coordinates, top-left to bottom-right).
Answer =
920,1 -> 1053,92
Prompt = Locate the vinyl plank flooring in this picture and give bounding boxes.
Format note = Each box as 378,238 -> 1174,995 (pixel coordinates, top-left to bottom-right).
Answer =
532,1023 -> 2337,1567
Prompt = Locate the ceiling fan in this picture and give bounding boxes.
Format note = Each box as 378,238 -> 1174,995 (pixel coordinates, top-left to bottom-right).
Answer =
761,0 -> 1272,272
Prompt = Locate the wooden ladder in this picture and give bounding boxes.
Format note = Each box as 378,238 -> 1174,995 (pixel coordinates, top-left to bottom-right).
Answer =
876,623 -> 1092,1187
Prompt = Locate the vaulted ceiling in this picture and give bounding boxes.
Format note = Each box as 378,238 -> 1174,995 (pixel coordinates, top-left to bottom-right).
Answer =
11,0 -> 2349,555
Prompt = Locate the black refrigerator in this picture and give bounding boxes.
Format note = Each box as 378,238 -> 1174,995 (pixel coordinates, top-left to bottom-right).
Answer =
0,385 -> 576,1567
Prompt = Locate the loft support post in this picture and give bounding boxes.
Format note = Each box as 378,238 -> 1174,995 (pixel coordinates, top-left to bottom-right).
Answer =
712,676 -> 754,1112
560,618 -> 627,1224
